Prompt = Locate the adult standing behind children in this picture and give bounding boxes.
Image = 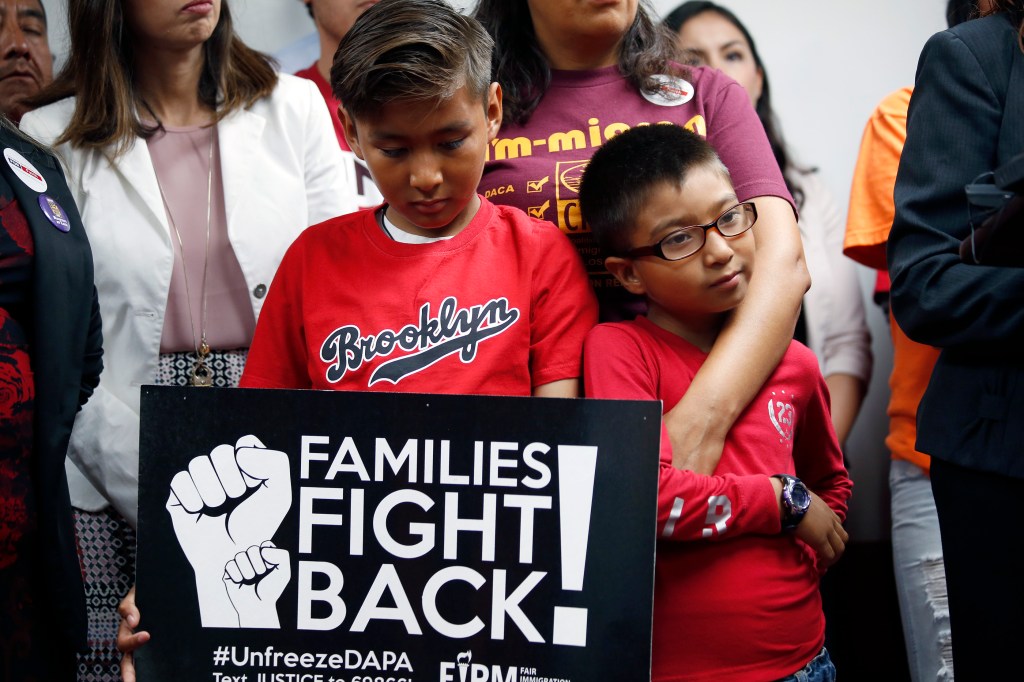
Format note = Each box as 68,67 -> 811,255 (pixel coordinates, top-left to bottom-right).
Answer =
667,1 -> 871,448
294,0 -> 382,207
888,1 -> 1024,677
473,0 -> 809,473
580,123 -> 851,681
19,0 -> 354,679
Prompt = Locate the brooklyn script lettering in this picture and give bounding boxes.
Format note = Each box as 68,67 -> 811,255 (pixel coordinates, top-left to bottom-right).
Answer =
319,297 -> 520,386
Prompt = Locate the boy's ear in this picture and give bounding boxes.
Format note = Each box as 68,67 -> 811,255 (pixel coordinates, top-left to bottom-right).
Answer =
338,106 -> 366,161
605,256 -> 647,296
485,82 -> 503,142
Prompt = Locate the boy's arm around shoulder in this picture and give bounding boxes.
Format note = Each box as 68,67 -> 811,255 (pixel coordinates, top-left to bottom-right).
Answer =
526,213 -> 598,394
583,324 -> 786,543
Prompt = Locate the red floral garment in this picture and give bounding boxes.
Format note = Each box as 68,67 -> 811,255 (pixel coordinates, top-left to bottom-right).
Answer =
0,188 -> 38,681
0,189 -> 35,569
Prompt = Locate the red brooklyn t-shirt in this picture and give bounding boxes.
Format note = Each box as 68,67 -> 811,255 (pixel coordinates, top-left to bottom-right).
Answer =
241,198 -> 597,394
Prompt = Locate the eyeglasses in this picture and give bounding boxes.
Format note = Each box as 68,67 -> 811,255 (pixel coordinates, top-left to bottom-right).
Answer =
624,202 -> 757,261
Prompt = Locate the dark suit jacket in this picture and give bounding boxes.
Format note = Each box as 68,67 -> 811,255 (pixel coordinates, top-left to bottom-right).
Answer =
0,121 -> 102,652
889,13 -> 1024,476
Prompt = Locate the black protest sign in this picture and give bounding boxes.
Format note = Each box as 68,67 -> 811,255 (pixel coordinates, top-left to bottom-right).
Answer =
136,386 -> 660,682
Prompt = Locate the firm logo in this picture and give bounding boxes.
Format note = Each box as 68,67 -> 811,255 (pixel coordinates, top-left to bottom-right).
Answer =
439,651 -> 518,682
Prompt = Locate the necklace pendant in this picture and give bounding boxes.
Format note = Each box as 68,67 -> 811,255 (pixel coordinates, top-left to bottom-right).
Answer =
199,341 -> 211,358
190,359 -> 214,387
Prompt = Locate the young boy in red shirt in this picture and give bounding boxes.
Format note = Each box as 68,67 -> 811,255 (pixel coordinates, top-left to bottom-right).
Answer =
579,124 -> 852,682
240,0 -> 596,396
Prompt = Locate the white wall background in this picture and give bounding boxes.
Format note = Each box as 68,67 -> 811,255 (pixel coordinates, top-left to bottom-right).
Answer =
41,0 -> 951,542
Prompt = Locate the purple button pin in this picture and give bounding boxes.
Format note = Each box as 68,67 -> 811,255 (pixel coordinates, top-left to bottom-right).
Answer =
38,193 -> 71,232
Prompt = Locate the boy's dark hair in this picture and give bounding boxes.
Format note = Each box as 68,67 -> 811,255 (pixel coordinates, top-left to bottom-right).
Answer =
580,124 -> 728,258
331,0 -> 494,120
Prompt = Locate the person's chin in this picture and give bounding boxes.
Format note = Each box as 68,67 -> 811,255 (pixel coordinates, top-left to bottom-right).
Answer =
0,79 -> 39,99
722,284 -> 747,310
408,199 -> 452,222
408,197 -> 477,233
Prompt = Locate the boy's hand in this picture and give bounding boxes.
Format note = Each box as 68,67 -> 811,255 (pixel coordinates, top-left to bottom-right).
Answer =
794,492 -> 848,568
117,585 -> 150,682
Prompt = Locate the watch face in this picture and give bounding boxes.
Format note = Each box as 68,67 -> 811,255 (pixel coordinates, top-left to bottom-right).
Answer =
791,481 -> 812,511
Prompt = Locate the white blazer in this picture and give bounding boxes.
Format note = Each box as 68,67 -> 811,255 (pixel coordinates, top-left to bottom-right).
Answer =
20,74 -> 356,526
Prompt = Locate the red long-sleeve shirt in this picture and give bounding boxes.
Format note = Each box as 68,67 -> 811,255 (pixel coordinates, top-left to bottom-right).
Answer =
584,316 -> 852,681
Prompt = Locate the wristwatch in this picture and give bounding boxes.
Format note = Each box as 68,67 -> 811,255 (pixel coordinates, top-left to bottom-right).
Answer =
773,474 -> 811,530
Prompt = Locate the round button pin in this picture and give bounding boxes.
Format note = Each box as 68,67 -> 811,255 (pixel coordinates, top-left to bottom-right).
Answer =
39,194 -> 71,232
640,75 -> 694,107
4,148 -> 47,192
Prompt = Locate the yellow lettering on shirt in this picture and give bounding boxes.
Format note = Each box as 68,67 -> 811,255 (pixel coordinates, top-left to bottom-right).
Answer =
684,115 -> 707,137
484,184 -> 514,199
488,117 -> 709,162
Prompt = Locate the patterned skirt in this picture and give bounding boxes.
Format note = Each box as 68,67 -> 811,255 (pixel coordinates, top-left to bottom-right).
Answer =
75,349 -> 246,682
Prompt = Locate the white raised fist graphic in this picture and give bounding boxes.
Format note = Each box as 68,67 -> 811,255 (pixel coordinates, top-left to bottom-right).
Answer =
223,541 -> 291,629
166,434 -> 292,627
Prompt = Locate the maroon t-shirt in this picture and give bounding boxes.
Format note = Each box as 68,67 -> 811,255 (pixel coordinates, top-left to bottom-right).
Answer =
480,65 -> 792,316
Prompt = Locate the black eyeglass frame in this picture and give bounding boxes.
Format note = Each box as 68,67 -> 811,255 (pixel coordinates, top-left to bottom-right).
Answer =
623,202 -> 758,261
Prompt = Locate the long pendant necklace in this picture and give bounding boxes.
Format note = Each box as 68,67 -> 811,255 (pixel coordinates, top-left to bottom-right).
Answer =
156,128 -> 215,387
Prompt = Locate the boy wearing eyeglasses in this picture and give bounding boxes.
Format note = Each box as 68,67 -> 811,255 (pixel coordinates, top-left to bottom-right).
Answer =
580,124 -> 852,682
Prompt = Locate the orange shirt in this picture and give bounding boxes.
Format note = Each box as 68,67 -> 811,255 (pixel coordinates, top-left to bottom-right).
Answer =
886,312 -> 939,472
844,87 -> 936,472
844,87 -> 912,270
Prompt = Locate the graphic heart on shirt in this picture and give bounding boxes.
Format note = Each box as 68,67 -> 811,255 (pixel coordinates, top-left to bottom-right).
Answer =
768,393 -> 795,442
